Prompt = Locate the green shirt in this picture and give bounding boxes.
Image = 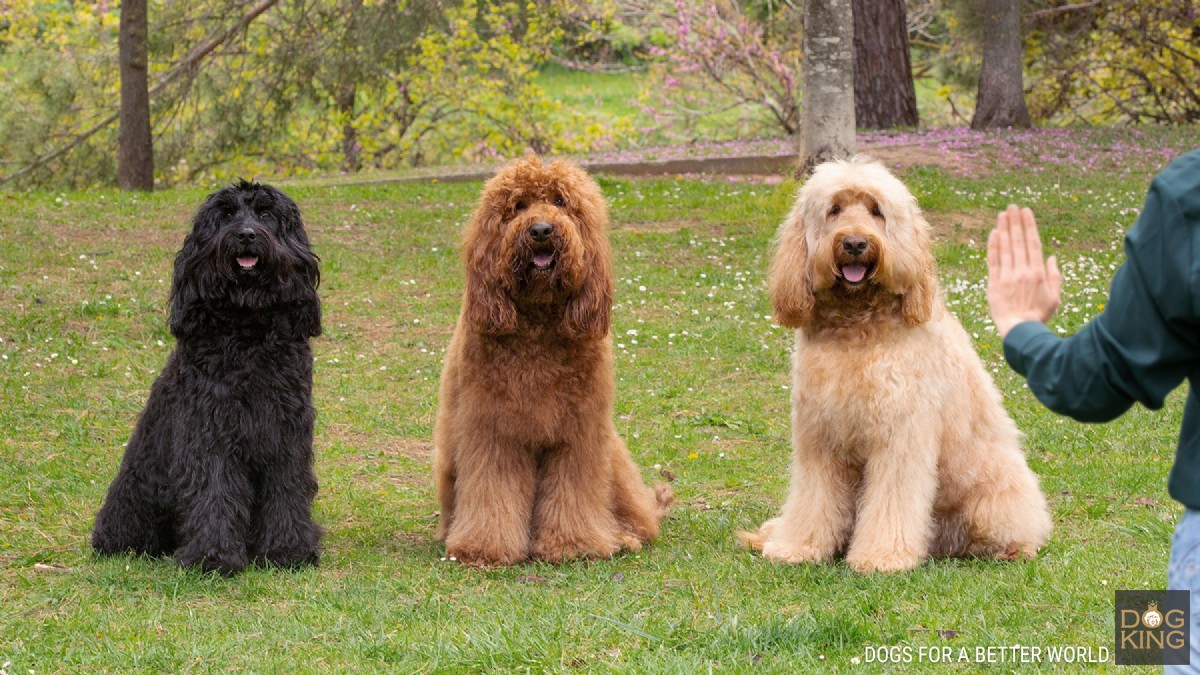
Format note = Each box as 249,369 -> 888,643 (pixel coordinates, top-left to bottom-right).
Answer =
1003,149 -> 1200,508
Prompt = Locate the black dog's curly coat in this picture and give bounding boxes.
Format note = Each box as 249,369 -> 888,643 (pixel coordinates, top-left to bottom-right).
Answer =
92,181 -> 323,575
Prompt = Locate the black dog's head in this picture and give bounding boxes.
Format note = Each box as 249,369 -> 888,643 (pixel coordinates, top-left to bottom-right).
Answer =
169,180 -> 321,338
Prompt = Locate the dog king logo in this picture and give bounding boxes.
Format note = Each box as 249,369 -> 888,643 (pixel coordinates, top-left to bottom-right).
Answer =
1115,590 -> 1189,665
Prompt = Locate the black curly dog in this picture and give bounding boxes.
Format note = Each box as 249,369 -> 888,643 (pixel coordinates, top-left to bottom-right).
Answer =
92,181 -> 322,576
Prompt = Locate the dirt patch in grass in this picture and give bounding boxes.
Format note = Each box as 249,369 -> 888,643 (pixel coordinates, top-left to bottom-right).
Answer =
865,143 -> 997,176
49,221 -> 184,253
927,211 -> 994,244
322,425 -> 434,462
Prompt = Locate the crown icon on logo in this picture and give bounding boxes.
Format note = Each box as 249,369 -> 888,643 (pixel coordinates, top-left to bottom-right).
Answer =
1143,602 -> 1164,628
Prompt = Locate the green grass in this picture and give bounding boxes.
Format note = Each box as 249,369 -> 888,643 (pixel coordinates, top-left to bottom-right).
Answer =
0,141 -> 1185,672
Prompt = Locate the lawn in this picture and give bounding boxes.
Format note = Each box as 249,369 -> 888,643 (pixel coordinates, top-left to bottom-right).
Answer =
0,127 -> 1194,671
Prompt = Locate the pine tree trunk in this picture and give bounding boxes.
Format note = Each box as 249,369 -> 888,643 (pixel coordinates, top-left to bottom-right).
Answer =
971,0 -> 1032,129
118,0 -> 154,191
853,0 -> 918,129
801,0 -> 856,174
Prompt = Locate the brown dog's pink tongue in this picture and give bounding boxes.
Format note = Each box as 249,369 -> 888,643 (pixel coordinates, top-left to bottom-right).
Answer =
842,264 -> 867,283
534,253 -> 553,267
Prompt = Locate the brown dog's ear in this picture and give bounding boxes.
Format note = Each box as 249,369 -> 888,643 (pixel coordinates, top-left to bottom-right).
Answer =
562,241 -> 614,339
769,207 -> 814,329
463,206 -> 517,335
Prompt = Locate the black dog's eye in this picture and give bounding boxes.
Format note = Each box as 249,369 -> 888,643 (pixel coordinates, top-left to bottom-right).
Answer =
553,196 -> 565,207
871,205 -> 883,217
829,204 -> 842,216
257,210 -> 275,222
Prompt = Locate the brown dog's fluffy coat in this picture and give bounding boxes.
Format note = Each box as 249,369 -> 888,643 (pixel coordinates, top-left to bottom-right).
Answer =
433,156 -> 673,566
741,156 -> 1051,573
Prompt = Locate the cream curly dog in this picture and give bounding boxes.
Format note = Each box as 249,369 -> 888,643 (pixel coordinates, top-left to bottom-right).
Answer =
433,155 -> 673,566
741,156 -> 1051,573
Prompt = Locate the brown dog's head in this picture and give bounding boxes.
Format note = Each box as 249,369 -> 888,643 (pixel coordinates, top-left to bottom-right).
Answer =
769,156 -> 936,330
461,155 -> 613,339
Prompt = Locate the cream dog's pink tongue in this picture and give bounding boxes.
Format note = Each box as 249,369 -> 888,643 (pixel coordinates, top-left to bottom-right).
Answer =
842,264 -> 867,283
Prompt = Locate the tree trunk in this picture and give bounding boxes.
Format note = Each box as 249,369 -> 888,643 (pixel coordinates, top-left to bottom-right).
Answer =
336,0 -> 363,173
971,0 -> 1032,129
335,83 -> 361,173
853,0 -> 918,129
800,0 -> 856,174
118,0 -> 154,191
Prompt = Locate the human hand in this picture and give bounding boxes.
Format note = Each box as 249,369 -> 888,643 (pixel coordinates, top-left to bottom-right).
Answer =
986,204 -> 1062,338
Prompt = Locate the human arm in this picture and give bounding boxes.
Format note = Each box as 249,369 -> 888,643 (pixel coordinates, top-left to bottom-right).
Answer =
986,163 -> 1200,422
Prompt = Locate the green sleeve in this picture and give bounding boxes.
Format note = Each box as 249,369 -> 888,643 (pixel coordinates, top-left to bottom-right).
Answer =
1002,157 -> 1200,422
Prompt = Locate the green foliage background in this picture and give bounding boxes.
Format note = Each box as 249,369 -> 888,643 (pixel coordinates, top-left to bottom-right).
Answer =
2,1 -> 1197,190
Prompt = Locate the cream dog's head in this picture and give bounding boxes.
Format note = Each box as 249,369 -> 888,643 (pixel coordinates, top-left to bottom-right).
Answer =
769,156 -> 936,331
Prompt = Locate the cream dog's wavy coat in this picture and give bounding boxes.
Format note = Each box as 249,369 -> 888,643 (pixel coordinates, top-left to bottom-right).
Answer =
742,157 -> 1051,573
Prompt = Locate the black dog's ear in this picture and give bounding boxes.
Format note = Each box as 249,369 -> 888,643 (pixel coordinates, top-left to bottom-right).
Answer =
168,187 -> 231,337
291,249 -> 322,338
269,186 -> 322,338
168,232 -> 203,338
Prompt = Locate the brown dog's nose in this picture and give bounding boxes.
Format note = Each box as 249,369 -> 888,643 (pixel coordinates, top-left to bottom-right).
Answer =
842,236 -> 868,256
529,222 -> 554,242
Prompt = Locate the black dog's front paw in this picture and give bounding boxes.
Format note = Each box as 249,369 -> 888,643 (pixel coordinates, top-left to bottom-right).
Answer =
174,543 -> 248,576
259,548 -> 319,569
253,523 -> 322,569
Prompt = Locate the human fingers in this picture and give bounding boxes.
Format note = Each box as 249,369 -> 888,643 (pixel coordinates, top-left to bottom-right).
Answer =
1020,207 -> 1044,266
1006,204 -> 1027,268
994,208 -> 1014,275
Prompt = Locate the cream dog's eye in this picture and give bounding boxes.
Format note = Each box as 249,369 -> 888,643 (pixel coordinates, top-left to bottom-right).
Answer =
871,206 -> 883,217
830,204 -> 842,216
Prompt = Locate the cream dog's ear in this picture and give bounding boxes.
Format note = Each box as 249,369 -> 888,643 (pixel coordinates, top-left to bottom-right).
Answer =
769,200 -> 815,329
896,204 -> 937,326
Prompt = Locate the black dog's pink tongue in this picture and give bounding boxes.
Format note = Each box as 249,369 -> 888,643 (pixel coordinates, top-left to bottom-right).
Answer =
237,256 -> 258,269
533,253 -> 553,268
842,264 -> 867,283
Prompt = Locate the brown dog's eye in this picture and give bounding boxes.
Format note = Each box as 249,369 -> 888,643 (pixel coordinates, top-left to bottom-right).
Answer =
553,196 -> 565,207
515,200 -> 528,212
829,204 -> 842,216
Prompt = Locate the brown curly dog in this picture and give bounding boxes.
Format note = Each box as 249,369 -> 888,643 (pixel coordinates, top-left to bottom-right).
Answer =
433,155 -> 673,566
741,156 -> 1051,573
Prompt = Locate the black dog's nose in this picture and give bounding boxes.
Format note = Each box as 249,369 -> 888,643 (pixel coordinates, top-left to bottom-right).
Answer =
238,228 -> 256,244
842,236 -> 868,256
529,222 -> 553,242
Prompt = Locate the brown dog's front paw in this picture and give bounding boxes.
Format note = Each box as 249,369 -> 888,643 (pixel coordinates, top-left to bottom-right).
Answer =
532,533 -> 619,563
445,532 -> 529,567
